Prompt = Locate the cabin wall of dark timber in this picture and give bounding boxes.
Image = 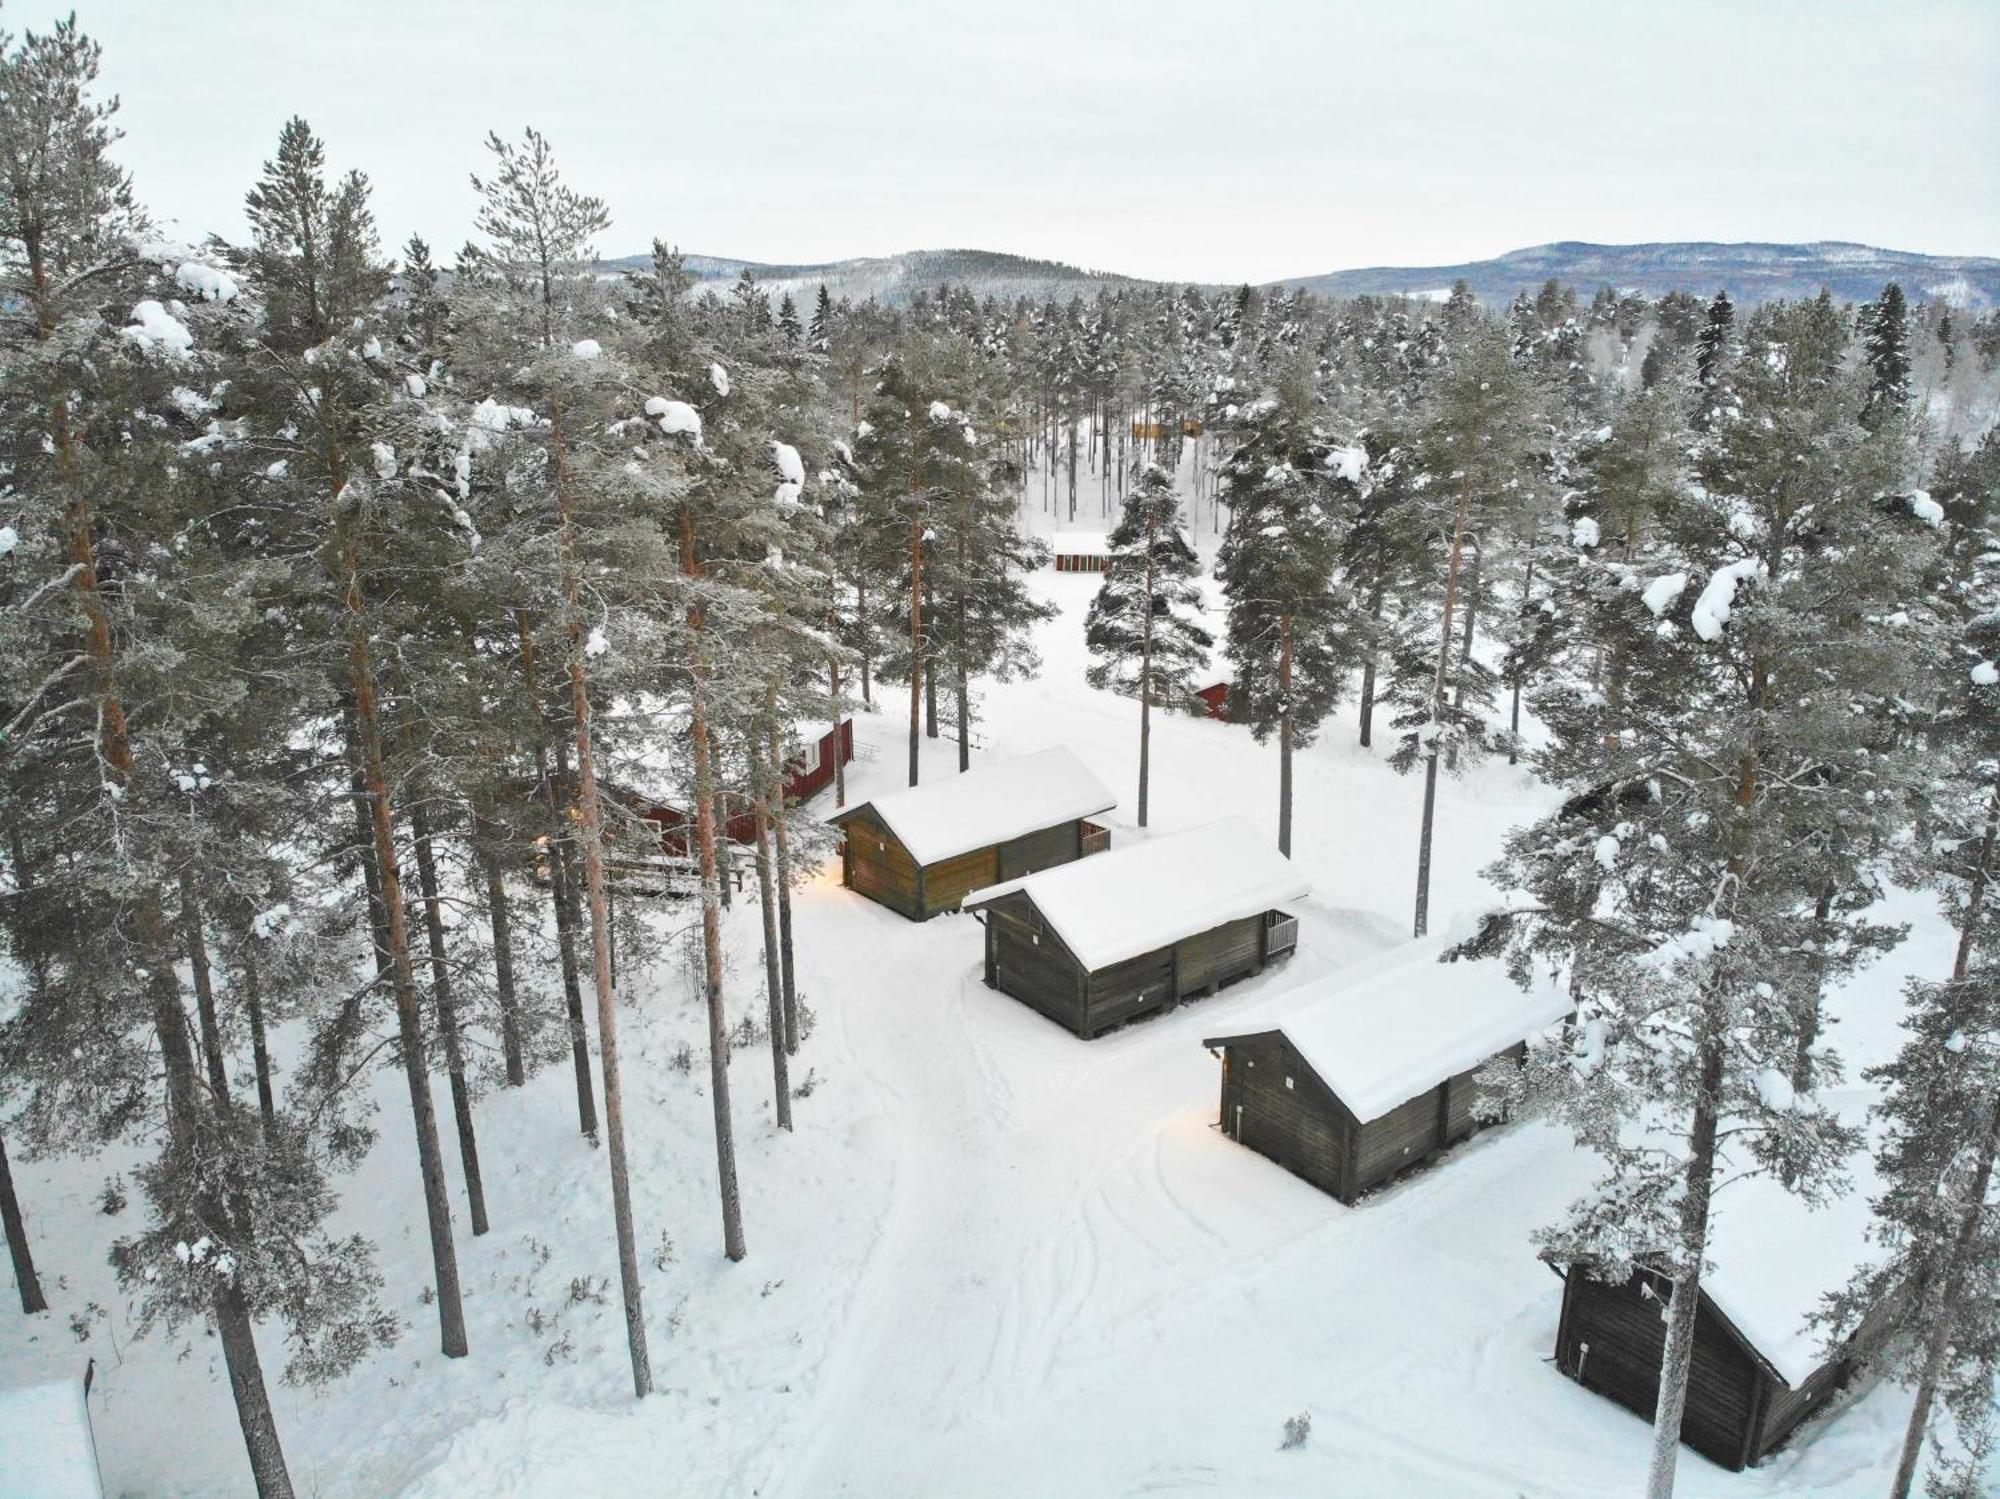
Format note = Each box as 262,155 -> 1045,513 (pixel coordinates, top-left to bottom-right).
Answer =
839,814 -> 1092,922
1216,1034 -> 1354,1199
1080,947 -> 1177,1035
1213,1038 -> 1524,1204
998,821 -> 1082,881
1753,1286 -> 1897,1456
840,808 -> 923,920
1176,913 -> 1264,994
1555,1270 -> 1766,1471
979,901 -> 1275,1039
984,894 -> 1087,1030
923,845 -> 1001,918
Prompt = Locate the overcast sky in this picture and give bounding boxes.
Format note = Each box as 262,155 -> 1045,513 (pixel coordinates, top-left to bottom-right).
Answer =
18,0 -> 1999,283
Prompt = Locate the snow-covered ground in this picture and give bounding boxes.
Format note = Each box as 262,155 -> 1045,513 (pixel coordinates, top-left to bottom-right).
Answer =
0,555 -> 1951,1497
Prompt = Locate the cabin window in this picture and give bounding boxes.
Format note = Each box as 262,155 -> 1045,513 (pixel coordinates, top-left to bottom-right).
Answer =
1284,1076 -> 1295,1090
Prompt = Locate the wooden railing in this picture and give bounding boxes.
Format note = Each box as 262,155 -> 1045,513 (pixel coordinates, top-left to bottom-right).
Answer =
1080,821 -> 1111,857
1265,909 -> 1299,958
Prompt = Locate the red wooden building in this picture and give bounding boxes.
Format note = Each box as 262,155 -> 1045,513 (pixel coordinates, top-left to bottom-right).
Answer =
1192,680 -> 1231,721
635,718 -> 853,856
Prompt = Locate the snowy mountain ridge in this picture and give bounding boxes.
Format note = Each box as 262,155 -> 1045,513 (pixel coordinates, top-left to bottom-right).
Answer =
605,240 -> 2000,309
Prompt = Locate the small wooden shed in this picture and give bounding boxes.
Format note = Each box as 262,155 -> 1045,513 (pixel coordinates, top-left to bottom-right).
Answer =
1191,679 -> 1231,721
829,746 -> 1115,921
1202,947 -> 1569,1203
1552,1091 -> 1896,1471
1049,532 -> 1110,573
962,818 -> 1307,1038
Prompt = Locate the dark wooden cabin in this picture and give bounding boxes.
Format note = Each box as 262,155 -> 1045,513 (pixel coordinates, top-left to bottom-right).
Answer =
828,746 -> 1115,921
1202,949 -> 1569,1204
962,818 -> 1307,1039
1551,1091 -> 1895,1470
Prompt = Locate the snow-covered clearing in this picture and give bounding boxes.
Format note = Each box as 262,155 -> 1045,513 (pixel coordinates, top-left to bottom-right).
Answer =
0,549 -> 1949,1497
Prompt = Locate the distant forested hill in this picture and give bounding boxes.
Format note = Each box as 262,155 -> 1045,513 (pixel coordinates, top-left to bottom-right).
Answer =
604,239 -> 1999,309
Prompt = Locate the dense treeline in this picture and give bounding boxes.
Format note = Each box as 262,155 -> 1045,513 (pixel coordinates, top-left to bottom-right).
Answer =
2,15 -> 1999,1499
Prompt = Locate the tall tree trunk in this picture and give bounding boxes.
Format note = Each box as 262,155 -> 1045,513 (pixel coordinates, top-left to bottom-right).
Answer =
149,955 -> 296,1498
1888,791 -> 2000,1499
556,739 -> 600,1135
1067,415 -> 1078,521
1413,479 -> 1474,939
552,387 -> 652,1396
475,825 -> 527,1088
1889,1097 -> 2000,1499
1358,582 -> 1385,748
924,559 -> 939,741
524,615 -> 599,1142
752,749 -> 793,1131
682,509 -> 748,1262
908,490 -> 924,787
239,945 -> 278,1138
955,513 -> 972,773
1950,779 -> 1998,985
711,776 -> 733,911
767,723 -> 800,1054
857,579 -> 871,708
1644,1027 -> 1726,1499
1138,521 -> 1156,828
1277,614 -> 1294,857
411,801 -> 489,1237
1508,558 -> 1532,765
179,872 -> 232,1109
830,662 -> 847,808
0,1131 -> 46,1315
1456,537 -> 1481,677
344,546 -> 468,1358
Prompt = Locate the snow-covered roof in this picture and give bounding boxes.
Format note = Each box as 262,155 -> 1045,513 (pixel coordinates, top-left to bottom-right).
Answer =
832,747 -> 1115,866
1050,531 -> 1110,556
0,1380 -> 102,1499
962,818 -> 1308,971
1205,941 -> 1571,1125
1697,1088 -> 1885,1388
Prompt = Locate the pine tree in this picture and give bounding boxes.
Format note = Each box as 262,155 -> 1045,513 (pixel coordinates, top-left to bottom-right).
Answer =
229,115 -> 471,1366
1478,294 -> 1931,1499
464,125 -> 653,1395
1215,360 -> 1357,856
1831,481 -> 2000,1499
2,41 -> 391,1490
1391,324 -> 1540,937
1085,463 -> 1211,825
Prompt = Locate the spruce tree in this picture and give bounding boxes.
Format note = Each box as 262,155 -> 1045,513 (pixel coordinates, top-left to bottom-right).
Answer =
1863,281 -> 1913,432
1692,289 -> 1736,430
